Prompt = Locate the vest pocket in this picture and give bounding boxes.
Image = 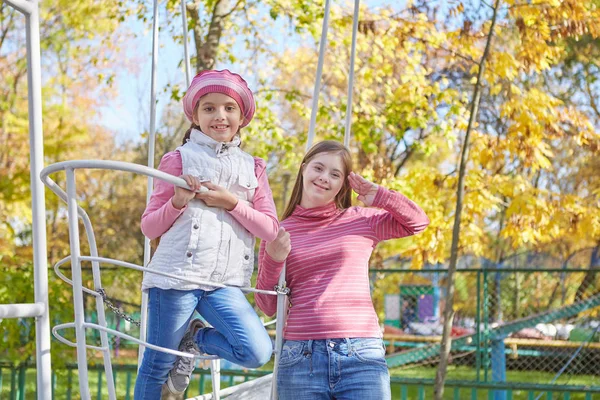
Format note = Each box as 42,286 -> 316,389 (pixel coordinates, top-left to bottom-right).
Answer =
233,171 -> 258,202
238,172 -> 258,190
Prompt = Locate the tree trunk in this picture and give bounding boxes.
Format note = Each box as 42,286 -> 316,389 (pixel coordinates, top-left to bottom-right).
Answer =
187,0 -> 236,72
433,2 -> 501,398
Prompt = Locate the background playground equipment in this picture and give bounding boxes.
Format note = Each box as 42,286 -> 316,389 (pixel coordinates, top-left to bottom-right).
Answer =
384,283 -> 441,330
375,265 -> 600,399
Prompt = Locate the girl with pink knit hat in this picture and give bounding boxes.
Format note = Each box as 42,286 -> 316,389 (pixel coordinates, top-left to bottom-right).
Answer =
135,70 -> 278,398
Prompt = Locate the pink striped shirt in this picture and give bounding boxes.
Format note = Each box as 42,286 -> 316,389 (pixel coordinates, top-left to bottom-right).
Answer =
141,151 -> 279,242
256,186 -> 429,340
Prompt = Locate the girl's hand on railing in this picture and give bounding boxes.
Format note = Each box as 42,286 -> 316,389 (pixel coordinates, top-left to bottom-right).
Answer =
195,182 -> 238,211
266,227 -> 291,262
172,174 -> 202,209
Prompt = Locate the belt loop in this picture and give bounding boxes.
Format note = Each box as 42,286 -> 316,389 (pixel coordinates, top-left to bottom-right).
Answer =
306,339 -> 314,355
345,338 -> 352,355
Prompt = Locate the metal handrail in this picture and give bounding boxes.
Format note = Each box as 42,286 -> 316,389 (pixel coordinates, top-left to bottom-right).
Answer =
42,159 -> 288,400
52,322 -> 220,360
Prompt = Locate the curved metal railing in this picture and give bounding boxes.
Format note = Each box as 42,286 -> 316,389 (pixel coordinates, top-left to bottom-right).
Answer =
41,159 -> 288,400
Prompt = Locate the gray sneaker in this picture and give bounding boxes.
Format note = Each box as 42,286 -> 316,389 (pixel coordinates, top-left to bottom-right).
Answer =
166,319 -> 205,394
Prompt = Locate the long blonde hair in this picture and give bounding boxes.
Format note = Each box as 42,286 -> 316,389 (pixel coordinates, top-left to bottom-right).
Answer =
282,141 -> 353,220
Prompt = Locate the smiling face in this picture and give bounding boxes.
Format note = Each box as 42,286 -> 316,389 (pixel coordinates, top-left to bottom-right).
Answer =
299,152 -> 346,209
193,92 -> 244,142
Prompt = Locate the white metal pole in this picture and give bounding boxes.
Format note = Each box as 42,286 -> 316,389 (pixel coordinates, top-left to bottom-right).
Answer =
270,266 -> 288,400
343,0 -> 360,148
140,0 -> 161,367
3,2 -> 52,397
84,225 -> 117,398
66,168 -> 91,400
306,0 -> 332,152
181,0 -> 192,87
211,359 -> 221,400
22,1 -> 53,397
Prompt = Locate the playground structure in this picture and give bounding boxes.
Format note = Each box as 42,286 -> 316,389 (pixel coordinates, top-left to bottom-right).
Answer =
0,0 -> 360,398
1,0 -> 599,399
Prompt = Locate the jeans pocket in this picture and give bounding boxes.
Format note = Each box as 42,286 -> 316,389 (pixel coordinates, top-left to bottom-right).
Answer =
279,340 -> 306,368
352,338 -> 387,366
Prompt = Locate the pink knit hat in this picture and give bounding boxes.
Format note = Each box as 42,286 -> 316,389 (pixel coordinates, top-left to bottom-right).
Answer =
182,69 -> 255,128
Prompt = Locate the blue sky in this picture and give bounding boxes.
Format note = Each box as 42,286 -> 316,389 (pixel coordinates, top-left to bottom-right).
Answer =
100,0 -> 405,145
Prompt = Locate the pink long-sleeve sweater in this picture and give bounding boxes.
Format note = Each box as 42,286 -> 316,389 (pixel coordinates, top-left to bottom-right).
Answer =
256,186 -> 429,340
141,151 -> 279,242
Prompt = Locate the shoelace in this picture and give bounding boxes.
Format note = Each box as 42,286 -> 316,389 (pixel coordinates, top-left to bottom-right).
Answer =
175,343 -> 199,375
175,354 -> 196,375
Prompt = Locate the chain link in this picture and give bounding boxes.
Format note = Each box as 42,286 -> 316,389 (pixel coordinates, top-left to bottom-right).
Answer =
274,284 -> 290,296
96,288 -> 141,327
97,283 -> 292,328
274,284 -> 292,308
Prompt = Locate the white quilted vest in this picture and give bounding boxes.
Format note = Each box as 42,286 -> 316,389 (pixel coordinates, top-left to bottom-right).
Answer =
143,129 -> 258,291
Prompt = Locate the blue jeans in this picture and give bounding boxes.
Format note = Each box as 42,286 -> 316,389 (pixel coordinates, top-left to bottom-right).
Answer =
277,338 -> 390,400
134,287 -> 272,399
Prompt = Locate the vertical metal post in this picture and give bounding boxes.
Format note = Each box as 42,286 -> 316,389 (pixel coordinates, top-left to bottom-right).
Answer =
495,262 -> 503,322
271,267 -> 288,400
66,168 -> 91,400
483,268 -> 490,382
181,0 -> 192,87
343,0 -> 360,148
491,335 -> 507,400
83,222 -> 116,398
3,0 -> 52,398
210,359 -> 221,400
306,0 -> 332,151
476,270 -> 481,382
139,0 -> 160,368
27,3 -> 52,398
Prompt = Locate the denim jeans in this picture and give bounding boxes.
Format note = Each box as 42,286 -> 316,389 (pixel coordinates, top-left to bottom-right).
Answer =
276,338 -> 390,400
134,287 -> 272,399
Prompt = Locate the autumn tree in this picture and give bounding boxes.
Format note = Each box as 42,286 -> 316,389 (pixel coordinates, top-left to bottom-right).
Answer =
0,0 -> 143,364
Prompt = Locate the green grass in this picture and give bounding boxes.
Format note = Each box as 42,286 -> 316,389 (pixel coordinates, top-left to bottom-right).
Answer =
390,366 -> 600,400
390,365 -> 599,386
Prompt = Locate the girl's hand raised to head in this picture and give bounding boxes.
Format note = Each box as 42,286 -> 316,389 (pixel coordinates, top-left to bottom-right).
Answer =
348,172 -> 379,206
195,182 -> 239,211
172,174 -> 202,210
265,227 -> 291,263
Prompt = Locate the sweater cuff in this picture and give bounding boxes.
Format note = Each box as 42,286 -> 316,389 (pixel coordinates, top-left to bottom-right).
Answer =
228,199 -> 246,217
168,197 -> 188,215
262,250 -> 286,270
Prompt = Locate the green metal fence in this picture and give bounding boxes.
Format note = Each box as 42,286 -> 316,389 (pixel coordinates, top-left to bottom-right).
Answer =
0,362 -> 269,399
375,266 -> 600,399
391,378 -> 600,400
